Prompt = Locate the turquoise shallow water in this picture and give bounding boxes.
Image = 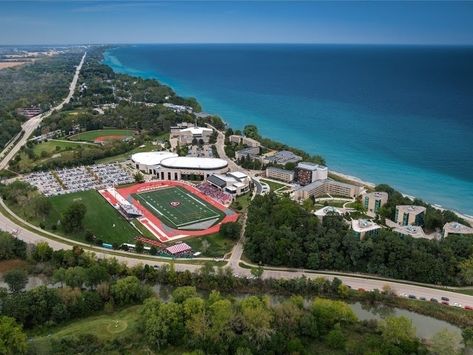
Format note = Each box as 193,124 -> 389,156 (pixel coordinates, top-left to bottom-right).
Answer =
103,44 -> 473,215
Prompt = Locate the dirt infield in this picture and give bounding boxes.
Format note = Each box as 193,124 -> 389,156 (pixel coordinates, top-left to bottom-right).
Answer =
113,181 -> 239,242
94,135 -> 128,143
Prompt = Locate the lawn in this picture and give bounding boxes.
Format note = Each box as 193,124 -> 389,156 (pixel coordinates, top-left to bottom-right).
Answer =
260,178 -> 287,192
182,233 -> 236,258
46,190 -> 138,244
133,186 -> 225,229
29,306 -> 142,354
16,140 -> 100,172
69,129 -> 136,142
32,140 -> 89,155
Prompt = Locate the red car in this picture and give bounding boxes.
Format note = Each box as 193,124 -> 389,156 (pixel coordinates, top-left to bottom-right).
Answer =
465,306 -> 473,311
441,301 -> 449,306
358,288 -> 366,292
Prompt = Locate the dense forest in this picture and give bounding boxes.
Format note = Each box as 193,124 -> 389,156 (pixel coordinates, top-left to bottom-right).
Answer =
0,50 -> 83,148
2,231 -> 464,354
244,193 -> 473,286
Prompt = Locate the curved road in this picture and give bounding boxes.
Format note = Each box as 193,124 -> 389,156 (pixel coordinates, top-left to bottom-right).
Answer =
1,56 -> 473,309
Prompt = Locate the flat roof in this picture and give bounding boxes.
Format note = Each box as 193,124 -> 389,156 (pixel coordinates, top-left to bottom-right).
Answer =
131,151 -> 178,166
296,162 -> 327,171
444,222 -> 473,235
396,205 -> 426,214
160,157 -> 228,170
393,225 -> 426,239
352,219 -> 380,233
266,167 -> 294,175
314,206 -> 341,217
228,171 -> 249,179
180,127 -> 212,135
365,191 -> 388,199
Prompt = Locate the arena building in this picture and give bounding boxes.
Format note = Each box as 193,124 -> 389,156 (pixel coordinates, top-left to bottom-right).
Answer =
132,152 -> 228,181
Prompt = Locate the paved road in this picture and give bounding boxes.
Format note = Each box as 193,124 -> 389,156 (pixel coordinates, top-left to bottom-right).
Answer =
0,52 -> 87,170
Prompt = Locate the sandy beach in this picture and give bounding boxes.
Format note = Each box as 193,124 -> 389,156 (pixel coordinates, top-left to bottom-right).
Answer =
0,62 -> 27,70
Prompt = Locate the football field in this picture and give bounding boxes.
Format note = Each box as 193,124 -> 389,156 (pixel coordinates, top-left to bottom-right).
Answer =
132,186 -> 225,229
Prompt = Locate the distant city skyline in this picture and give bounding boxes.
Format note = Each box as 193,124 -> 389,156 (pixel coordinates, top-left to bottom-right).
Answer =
0,1 -> 473,45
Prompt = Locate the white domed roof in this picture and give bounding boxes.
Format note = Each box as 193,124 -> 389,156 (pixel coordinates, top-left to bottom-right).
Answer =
160,157 -> 228,170
131,151 -> 178,166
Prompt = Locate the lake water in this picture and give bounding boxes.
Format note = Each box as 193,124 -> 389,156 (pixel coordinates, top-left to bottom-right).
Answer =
103,44 -> 473,215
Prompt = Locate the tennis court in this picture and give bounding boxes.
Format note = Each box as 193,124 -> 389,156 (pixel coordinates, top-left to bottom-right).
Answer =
132,186 -> 225,229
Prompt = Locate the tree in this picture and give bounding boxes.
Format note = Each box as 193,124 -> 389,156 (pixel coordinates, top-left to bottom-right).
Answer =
250,265 -> 264,279
311,298 -> 357,335
430,329 -> 462,355
111,276 -> 151,305
150,246 -> 158,255
220,222 -> 241,240
459,256 -> 473,285
462,327 -> 473,348
381,316 -> 416,346
325,324 -> 346,350
31,195 -> 52,218
0,316 -> 27,354
0,232 -> 26,260
172,286 -> 198,303
61,202 -> 87,232
32,242 -> 53,262
134,172 -> 145,183
64,266 -> 86,288
85,265 -> 109,289
3,269 -> 28,293
135,241 -> 144,254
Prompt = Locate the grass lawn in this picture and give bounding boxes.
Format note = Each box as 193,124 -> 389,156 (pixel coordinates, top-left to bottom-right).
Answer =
260,178 -> 287,192
231,193 -> 252,212
29,306 -> 142,354
45,190 -> 138,244
16,141 -> 100,172
133,186 -> 225,229
182,233 -> 236,258
97,141 -> 157,164
69,129 -> 136,142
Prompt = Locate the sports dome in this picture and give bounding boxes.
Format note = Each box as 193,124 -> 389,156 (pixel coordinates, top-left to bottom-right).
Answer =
131,151 -> 178,168
160,157 -> 228,170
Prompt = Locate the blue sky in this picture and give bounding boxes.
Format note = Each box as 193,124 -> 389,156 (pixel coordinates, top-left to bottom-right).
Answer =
1,1 -> 473,45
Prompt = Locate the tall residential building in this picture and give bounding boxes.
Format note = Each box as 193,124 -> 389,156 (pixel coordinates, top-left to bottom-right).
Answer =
294,162 -> 328,186
363,191 -> 388,217
293,179 -> 362,201
395,205 -> 426,226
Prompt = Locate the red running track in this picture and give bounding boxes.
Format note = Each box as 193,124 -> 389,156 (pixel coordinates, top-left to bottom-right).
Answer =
115,181 -> 239,242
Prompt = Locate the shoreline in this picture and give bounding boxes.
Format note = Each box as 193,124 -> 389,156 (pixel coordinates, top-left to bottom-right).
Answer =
101,49 -> 473,226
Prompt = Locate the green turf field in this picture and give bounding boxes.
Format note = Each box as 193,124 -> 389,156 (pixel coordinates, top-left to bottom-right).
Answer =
133,186 -> 225,229
69,129 -> 135,142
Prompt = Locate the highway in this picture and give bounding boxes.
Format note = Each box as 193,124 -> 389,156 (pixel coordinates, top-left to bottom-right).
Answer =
0,54 -> 473,310
0,52 -> 87,170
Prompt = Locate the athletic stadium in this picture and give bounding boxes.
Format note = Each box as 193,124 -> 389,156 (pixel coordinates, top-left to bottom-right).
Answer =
99,181 -> 238,242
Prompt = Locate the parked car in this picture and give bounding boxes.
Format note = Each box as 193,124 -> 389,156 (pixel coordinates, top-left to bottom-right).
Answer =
465,306 -> 473,310
454,303 -> 463,308
358,288 -> 366,292
430,298 -> 438,303
408,294 -> 416,299
420,297 -> 426,301
441,296 -> 450,301
441,301 -> 449,305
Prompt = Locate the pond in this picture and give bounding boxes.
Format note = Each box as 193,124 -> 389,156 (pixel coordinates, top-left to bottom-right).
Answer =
153,284 -> 462,341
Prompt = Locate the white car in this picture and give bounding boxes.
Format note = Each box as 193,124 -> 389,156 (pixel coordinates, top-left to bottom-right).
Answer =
454,303 -> 463,308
